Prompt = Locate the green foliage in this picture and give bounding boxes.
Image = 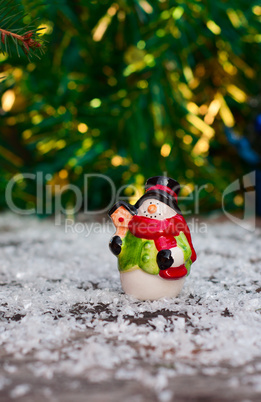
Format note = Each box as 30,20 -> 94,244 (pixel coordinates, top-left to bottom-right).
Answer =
0,0 -> 261,214
0,0 -> 45,59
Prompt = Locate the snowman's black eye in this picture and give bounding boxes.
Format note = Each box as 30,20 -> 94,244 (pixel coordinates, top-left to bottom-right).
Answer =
144,211 -> 146,213
150,202 -> 152,204
157,203 -> 159,205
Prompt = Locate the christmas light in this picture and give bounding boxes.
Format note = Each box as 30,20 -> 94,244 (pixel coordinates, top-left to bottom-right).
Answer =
111,155 -> 123,167
139,1 -> 153,14
78,123 -> 88,133
207,20 -> 221,35
2,89 -> 15,112
227,84 -> 247,103
186,114 -> 215,138
59,169 -> 68,179
90,98 -> 101,108
160,144 -> 171,157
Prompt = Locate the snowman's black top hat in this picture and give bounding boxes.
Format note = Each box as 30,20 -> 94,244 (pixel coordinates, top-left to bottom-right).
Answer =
135,176 -> 181,213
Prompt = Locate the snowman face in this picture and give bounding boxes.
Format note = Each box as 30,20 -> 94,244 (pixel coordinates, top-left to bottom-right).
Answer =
137,198 -> 177,220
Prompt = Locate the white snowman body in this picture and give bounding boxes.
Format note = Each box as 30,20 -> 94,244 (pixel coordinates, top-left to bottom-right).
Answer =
120,270 -> 185,301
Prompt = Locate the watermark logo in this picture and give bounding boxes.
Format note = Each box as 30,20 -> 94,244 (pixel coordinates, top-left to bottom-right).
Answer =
222,171 -> 256,232
4,171 -> 257,233
64,217 -> 208,238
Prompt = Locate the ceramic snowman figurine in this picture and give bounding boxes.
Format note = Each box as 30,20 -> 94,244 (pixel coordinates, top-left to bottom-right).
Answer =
108,176 -> 196,301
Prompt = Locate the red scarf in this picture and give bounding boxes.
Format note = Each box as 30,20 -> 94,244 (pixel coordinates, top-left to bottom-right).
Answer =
128,214 -> 196,262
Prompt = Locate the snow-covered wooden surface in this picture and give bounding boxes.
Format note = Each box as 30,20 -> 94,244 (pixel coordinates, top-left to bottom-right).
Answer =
0,214 -> 260,401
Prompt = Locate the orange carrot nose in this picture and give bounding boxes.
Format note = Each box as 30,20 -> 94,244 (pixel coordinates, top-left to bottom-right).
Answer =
147,204 -> 157,214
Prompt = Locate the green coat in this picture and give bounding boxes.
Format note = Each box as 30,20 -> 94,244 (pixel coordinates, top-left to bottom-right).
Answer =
118,230 -> 192,276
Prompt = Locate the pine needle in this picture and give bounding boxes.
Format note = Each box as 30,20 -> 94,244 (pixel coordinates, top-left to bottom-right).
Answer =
0,0 -> 46,58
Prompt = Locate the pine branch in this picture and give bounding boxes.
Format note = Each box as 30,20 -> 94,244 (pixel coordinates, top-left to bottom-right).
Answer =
0,28 -> 42,56
0,0 -> 45,59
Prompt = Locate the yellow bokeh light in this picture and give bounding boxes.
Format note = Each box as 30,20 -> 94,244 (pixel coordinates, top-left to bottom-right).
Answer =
90,98 -> 101,108
58,106 -> 66,114
92,4 -> 118,42
187,102 -> 198,114
199,104 -> 208,115
37,23 -> 53,35
46,105 -> 55,115
12,68 -> 23,80
144,54 -> 155,66
92,15 -> 111,42
118,10 -> 126,21
234,194 -> 244,206
176,129 -> 185,138
183,135 -> 193,145
135,174 -> 145,185
216,93 -> 235,127
227,84 -> 247,103
181,183 -> 194,196
160,143 -> 171,157
108,77 -> 117,86
137,80 -> 148,89
193,138 -> 210,155
208,99 -> 221,116
187,114 -> 215,138
178,83 -> 192,99
32,115 -> 43,125
139,1 -> 153,14
183,66 -> 193,83
27,63 -> 36,72
189,78 -> 199,89
204,113 -> 214,125
118,89 -> 127,98
172,6 -> 184,20
194,157 -> 204,166
223,62 -> 237,75
161,10 -> 171,19
83,138 -> 93,150
78,123 -> 88,133
37,140 -> 55,154
107,3 -> 119,16
253,6 -> 261,15
207,20 -> 221,35
56,140 -> 66,149
59,169 -> 68,179
218,50 -> 228,62
0,53 -> 7,62
227,9 -> 241,28
68,158 -> 77,167
2,89 -> 15,112
111,155 -> 123,166
22,130 -> 32,140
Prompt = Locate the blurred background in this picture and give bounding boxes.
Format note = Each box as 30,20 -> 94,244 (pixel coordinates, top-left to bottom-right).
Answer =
0,0 -> 261,216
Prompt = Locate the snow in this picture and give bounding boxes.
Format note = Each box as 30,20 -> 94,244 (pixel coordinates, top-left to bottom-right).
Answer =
0,213 -> 260,400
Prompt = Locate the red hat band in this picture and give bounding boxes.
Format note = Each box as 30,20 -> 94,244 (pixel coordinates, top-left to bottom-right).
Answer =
146,184 -> 178,202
